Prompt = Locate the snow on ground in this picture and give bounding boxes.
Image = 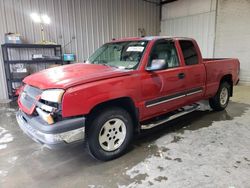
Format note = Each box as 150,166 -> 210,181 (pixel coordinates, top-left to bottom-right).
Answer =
0,127 -> 15,179
0,127 -> 13,150
120,108 -> 250,188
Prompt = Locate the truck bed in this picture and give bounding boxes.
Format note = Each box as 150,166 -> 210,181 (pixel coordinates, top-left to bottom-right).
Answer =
203,58 -> 240,97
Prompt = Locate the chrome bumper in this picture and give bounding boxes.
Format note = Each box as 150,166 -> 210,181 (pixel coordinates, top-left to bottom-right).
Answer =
16,110 -> 85,149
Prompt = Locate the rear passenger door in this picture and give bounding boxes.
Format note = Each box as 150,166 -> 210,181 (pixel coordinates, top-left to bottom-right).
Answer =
179,40 -> 206,103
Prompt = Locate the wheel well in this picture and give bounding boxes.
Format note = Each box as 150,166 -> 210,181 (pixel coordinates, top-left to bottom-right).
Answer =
86,97 -> 140,133
220,74 -> 233,96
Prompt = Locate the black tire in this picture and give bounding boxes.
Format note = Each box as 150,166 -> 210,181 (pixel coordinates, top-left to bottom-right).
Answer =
209,82 -> 231,111
86,107 -> 133,161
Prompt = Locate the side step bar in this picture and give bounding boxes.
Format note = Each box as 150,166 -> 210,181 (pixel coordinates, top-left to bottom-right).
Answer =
141,103 -> 200,130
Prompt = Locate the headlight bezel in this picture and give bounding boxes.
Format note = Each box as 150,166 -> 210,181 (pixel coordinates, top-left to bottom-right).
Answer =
40,89 -> 65,103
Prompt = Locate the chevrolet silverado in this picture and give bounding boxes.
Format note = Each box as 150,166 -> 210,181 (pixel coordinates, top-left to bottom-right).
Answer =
16,36 -> 240,161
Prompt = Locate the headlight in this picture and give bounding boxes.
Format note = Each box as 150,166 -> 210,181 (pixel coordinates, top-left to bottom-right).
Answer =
40,89 -> 65,103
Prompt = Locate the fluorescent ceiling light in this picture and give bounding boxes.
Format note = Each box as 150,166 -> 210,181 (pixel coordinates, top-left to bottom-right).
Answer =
30,13 -> 51,24
30,12 -> 41,23
41,14 -> 51,24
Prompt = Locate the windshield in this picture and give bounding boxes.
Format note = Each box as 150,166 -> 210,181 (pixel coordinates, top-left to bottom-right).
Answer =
87,41 -> 148,70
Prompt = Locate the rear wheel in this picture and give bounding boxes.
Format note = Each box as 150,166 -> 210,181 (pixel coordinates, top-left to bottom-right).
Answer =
209,82 -> 230,111
86,107 -> 133,161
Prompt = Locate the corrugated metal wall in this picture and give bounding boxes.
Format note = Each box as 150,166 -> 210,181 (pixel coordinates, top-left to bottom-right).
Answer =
0,0 -> 160,101
160,0 -> 216,58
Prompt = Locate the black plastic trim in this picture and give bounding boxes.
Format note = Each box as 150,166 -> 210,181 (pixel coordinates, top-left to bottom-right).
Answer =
145,87 -> 203,107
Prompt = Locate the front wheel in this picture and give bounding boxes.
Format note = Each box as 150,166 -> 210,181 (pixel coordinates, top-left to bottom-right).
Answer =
86,107 -> 133,161
209,82 -> 230,111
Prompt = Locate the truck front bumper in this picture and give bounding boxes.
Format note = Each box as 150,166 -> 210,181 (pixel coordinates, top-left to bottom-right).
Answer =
16,110 -> 85,149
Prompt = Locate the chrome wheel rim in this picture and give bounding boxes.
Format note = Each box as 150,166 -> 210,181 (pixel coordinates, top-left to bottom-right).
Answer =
98,118 -> 126,152
220,87 -> 228,106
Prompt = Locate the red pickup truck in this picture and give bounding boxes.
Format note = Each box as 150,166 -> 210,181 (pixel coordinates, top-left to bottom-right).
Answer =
16,36 -> 239,161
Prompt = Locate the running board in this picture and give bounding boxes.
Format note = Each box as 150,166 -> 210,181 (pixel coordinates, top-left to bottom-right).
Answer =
141,103 -> 200,130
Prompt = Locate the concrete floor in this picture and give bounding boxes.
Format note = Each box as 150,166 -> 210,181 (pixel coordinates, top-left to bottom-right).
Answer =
0,85 -> 250,188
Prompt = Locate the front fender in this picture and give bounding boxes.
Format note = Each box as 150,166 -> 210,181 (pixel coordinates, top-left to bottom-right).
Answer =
61,75 -> 140,117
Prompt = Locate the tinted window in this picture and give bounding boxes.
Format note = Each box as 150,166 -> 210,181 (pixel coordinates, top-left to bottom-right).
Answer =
179,40 -> 198,65
148,40 -> 179,69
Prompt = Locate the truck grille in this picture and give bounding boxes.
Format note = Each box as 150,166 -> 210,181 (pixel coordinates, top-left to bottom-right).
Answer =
20,85 -> 43,114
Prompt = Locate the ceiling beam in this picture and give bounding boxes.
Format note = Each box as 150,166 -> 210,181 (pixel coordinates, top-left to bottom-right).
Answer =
160,0 -> 178,5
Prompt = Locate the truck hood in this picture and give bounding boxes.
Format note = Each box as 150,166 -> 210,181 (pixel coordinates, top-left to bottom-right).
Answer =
23,63 -> 132,89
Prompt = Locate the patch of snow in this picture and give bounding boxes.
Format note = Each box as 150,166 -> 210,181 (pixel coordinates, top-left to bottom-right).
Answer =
7,156 -> 18,164
6,108 -> 16,112
0,127 -> 13,150
0,128 -> 7,135
120,108 -> 250,188
0,170 -> 8,177
6,112 -> 12,117
0,144 -> 7,150
0,133 -> 13,143
0,107 -> 16,112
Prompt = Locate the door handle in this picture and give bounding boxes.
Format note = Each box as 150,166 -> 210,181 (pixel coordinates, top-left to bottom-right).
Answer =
178,73 -> 185,79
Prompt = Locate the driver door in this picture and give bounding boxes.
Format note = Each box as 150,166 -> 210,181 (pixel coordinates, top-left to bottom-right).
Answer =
141,39 -> 187,120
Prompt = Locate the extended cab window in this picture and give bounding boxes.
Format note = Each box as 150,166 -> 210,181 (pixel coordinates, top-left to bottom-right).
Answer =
148,40 -> 179,69
179,40 -> 198,65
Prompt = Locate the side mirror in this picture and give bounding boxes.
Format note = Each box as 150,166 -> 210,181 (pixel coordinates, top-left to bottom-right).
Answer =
146,59 -> 167,71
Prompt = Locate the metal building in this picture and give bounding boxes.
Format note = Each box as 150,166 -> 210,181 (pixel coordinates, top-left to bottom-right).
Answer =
0,0 -> 160,101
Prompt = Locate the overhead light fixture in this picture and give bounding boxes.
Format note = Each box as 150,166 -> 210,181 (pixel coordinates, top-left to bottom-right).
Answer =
30,12 -> 55,44
30,12 -> 41,23
41,14 -> 51,25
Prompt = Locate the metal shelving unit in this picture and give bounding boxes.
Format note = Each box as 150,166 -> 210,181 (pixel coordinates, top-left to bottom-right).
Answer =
1,43 -> 64,99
